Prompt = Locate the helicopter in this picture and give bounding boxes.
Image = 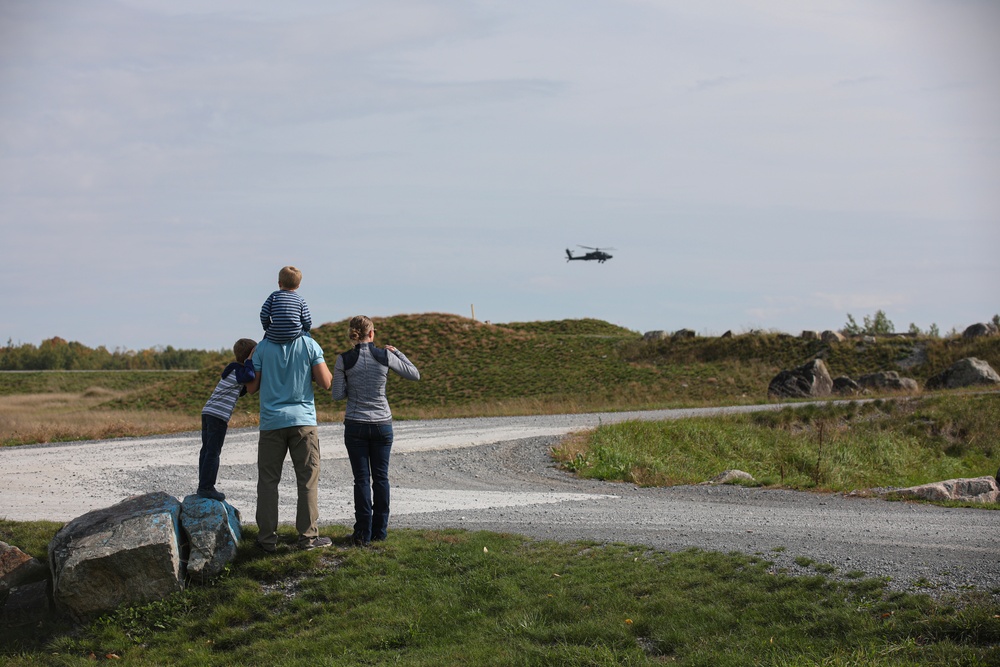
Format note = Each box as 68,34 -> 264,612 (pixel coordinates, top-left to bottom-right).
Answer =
565,245 -> 614,263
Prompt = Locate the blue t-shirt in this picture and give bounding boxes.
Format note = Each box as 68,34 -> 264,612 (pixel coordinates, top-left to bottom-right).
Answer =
252,336 -> 325,431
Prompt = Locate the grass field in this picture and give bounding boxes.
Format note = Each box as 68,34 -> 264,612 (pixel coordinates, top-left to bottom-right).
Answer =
2,522 -> 998,666
553,394 -> 1000,495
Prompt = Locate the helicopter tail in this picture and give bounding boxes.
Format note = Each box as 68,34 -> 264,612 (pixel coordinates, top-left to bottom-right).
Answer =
565,249 -> 573,261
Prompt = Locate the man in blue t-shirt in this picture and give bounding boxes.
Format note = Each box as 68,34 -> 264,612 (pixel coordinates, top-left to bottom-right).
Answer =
246,335 -> 333,552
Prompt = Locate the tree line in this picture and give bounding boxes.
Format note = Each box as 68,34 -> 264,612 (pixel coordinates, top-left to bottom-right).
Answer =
0,337 -> 228,371
843,311 -> 1000,338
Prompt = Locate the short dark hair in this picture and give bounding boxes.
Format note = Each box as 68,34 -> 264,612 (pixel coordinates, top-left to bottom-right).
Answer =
233,338 -> 256,363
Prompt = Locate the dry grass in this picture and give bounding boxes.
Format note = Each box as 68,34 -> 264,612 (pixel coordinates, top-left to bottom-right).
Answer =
0,391 -> 206,446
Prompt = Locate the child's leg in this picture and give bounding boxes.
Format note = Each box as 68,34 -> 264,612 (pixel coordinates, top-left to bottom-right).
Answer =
198,414 -> 228,492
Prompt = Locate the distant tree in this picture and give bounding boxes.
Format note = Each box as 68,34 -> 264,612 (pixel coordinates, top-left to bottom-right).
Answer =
993,314 -> 999,329
928,323 -> 940,338
908,323 -> 921,336
843,310 -> 894,336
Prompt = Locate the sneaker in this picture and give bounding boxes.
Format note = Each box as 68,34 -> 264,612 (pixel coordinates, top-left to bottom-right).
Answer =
197,488 -> 226,501
255,540 -> 276,554
300,536 -> 333,551
351,536 -> 370,548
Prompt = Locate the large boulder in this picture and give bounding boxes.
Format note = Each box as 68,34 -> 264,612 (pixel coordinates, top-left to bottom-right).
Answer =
857,371 -> 918,392
642,330 -> 668,342
672,329 -> 696,339
962,323 -> 997,339
893,476 -> 999,504
181,495 -> 242,581
926,357 -> 1000,390
49,492 -> 184,621
767,359 -> 833,399
800,330 -> 820,341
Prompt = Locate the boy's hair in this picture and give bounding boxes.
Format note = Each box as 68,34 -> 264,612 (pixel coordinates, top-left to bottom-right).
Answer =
233,338 -> 257,363
278,266 -> 302,290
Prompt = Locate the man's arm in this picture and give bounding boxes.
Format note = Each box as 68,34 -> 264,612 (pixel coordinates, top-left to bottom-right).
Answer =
312,361 -> 332,390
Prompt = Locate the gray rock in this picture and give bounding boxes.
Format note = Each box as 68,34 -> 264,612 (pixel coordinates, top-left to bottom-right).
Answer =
832,376 -> 861,395
642,330 -> 668,341
821,330 -> 845,343
893,476 -> 999,504
962,323 -> 995,339
703,470 -> 756,485
800,330 -> 820,340
857,371 -> 918,392
926,357 -> 1000,390
672,329 -> 696,339
0,541 -> 48,595
181,495 -> 242,581
49,492 -> 184,621
767,359 -> 833,399
720,330 -> 733,339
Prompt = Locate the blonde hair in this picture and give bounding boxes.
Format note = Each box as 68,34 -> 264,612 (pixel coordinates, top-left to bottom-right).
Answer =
348,316 -> 374,344
233,338 -> 256,363
278,266 -> 302,290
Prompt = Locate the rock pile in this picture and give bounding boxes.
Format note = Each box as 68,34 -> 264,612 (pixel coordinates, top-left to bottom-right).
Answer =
0,491 -> 242,626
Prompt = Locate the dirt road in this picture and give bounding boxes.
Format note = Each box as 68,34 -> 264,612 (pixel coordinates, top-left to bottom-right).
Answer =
2,407 -> 998,593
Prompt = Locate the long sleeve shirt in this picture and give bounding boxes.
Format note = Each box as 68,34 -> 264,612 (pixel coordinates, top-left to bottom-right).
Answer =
332,342 -> 419,423
260,289 -> 312,343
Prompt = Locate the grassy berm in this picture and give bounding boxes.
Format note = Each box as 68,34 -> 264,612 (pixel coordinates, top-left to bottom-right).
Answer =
105,313 -> 1000,420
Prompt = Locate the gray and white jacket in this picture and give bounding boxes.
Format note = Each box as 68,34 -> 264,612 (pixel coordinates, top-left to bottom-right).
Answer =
332,342 -> 420,423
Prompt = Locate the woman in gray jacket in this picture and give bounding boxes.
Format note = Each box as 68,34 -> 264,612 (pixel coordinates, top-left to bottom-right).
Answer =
332,315 -> 420,546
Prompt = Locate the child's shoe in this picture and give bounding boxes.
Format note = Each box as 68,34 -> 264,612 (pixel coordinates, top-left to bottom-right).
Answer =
197,487 -> 226,501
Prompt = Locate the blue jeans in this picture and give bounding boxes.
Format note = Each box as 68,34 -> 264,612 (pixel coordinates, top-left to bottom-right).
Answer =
199,414 -> 228,491
344,421 -> 393,542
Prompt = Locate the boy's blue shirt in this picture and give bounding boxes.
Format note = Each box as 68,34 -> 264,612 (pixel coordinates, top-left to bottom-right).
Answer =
252,336 -> 325,430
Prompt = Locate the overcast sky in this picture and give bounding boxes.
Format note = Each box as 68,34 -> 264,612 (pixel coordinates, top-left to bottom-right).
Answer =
1,0 -> 997,351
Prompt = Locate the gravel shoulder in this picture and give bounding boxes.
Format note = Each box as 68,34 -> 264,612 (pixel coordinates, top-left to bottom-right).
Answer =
2,407 -> 998,596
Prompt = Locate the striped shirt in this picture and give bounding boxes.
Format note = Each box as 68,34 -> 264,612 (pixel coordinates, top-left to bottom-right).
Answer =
332,343 -> 420,423
202,372 -> 243,421
260,290 -> 312,343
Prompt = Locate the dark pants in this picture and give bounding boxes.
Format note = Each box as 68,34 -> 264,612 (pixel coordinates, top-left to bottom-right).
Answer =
199,414 -> 228,492
344,420 -> 393,542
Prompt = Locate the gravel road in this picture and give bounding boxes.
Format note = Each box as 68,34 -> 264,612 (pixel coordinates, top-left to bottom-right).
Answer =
2,406 -> 998,595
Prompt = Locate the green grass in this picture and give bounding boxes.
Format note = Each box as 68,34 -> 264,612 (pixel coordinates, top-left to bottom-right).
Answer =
0,371 -> 190,396
554,394 -> 1000,493
100,315 -> 1000,416
2,523 -> 998,666
5,315 -> 999,429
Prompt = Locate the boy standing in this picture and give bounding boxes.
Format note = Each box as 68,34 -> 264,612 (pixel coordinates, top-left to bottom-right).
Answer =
260,266 -> 312,343
198,338 -> 257,500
